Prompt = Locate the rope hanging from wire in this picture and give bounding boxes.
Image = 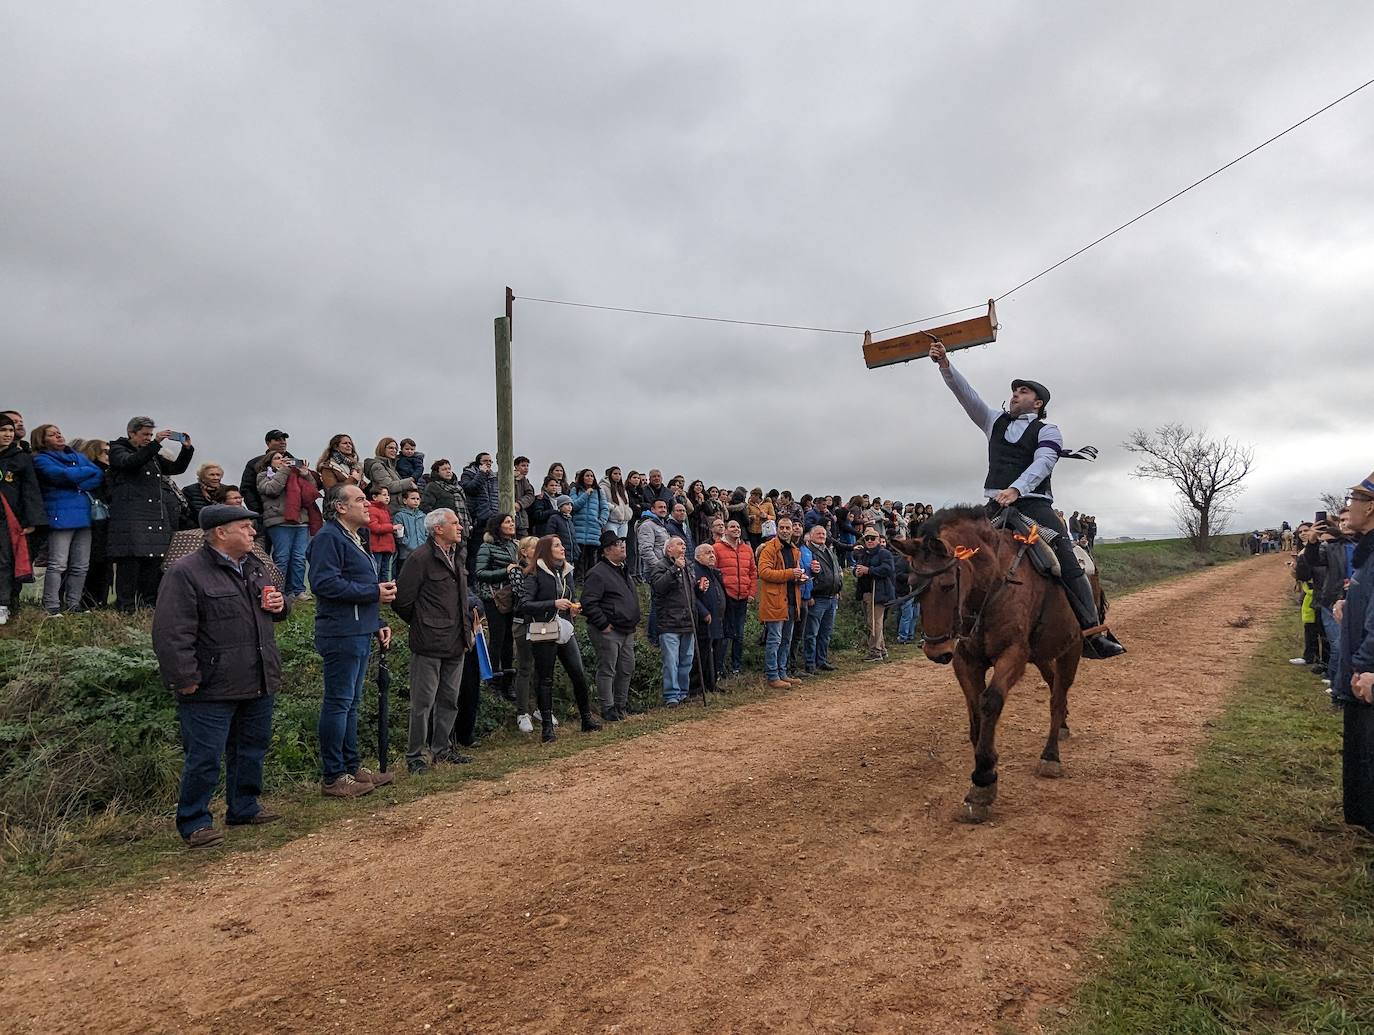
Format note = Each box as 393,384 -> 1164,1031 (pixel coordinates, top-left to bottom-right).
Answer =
519,74 -> 1374,338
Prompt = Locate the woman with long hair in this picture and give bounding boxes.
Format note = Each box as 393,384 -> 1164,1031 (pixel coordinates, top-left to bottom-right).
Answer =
317,434 -> 363,490
30,423 -> 104,614
257,448 -> 322,601
602,466 -> 632,540
544,462 -> 566,493
571,467 -> 609,575
517,534 -> 601,743
507,534 -> 540,734
475,512 -> 519,696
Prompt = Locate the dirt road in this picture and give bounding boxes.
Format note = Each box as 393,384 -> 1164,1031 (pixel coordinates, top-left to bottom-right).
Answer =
1,557 -> 1289,1034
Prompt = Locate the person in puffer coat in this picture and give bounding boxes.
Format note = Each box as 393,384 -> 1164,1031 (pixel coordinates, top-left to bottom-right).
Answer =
31,423 -> 104,614
571,468 -> 610,572
362,438 -> 416,515
460,452 -> 502,529
546,495 -> 578,567
107,416 -> 195,612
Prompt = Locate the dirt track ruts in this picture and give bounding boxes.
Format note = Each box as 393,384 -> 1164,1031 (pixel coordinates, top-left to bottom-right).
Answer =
0,556 -> 1289,1034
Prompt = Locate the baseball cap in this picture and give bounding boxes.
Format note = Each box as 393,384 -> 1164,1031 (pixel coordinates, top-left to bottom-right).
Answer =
264,429 -> 289,442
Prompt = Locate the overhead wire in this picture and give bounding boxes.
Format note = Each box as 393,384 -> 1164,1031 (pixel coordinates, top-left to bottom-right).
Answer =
519,74 -> 1374,338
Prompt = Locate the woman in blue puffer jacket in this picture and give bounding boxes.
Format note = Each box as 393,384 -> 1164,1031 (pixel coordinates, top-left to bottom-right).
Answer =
31,423 -> 105,614
571,468 -> 610,573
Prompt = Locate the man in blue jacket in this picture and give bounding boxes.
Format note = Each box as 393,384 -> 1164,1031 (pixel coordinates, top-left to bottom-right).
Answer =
307,484 -> 397,798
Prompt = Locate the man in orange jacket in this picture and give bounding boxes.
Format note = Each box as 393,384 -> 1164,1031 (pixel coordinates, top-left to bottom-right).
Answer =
713,518 -> 757,678
757,515 -> 808,689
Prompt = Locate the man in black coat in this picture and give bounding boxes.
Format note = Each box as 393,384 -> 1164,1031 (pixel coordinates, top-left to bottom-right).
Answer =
107,416 -> 195,612
581,529 -> 641,721
152,505 -> 289,848
393,506 -> 477,773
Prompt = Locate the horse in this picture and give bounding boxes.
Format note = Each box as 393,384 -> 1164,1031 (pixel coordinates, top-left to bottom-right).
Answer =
893,504 -> 1094,823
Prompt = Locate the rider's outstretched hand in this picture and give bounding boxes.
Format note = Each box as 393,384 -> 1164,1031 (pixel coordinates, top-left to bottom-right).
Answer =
929,342 -> 949,370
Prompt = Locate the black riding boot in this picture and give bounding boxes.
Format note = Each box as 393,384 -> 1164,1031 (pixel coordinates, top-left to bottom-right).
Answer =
1062,570 -> 1126,659
537,680 -> 556,743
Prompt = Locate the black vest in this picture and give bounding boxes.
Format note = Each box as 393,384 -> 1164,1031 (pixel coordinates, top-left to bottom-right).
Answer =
985,413 -> 1051,497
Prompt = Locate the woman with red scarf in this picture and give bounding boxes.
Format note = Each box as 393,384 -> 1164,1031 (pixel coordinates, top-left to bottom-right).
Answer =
0,414 -> 44,622
257,449 -> 322,602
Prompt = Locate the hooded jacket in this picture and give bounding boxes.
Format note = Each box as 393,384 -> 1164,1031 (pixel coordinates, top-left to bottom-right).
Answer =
636,511 -> 669,571
572,485 -> 610,546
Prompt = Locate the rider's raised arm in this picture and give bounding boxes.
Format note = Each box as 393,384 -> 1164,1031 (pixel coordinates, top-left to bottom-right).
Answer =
940,362 -> 997,436
1011,423 -> 1064,499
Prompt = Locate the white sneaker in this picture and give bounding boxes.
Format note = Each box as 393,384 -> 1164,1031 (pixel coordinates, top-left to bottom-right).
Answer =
1288,658 -> 1309,666
533,709 -> 559,727
516,713 -> 534,734
0,606 -> 8,626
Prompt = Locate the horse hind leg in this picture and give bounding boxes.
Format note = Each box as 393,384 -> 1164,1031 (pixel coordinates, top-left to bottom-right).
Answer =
1036,655 -> 1074,779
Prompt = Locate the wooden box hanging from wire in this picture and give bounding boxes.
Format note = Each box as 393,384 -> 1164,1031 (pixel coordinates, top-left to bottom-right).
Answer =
862,300 -> 998,369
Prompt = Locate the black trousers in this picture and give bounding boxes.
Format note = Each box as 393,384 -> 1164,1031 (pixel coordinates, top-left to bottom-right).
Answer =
114,557 -> 164,611
1008,497 -> 1083,580
485,605 -> 515,673
1344,703 -> 1374,831
532,638 -> 592,720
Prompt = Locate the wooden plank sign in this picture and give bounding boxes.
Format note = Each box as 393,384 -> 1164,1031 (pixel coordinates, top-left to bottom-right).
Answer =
863,299 -> 998,369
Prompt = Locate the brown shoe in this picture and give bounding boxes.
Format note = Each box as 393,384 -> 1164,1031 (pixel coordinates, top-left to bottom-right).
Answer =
322,774 -> 374,798
227,808 -> 283,827
185,826 -> 224,849
352,766 -> 394,787
768,679 -> 791,689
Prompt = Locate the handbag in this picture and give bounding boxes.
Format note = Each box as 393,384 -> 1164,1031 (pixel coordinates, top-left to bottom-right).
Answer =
556,616 -> 576,645
492,585 -> 514,614
528,618 -> 560,643
761,519 -> 777,538
87,492 -> 110,522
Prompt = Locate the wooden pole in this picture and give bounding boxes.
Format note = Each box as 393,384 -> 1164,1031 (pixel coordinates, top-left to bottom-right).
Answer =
495,301 -> 514,516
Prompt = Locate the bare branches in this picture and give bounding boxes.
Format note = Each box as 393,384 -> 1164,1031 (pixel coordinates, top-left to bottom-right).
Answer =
1124,424 -> 1254,551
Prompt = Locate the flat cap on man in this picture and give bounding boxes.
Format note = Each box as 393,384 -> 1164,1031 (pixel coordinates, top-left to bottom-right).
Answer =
199,504 -> 260,531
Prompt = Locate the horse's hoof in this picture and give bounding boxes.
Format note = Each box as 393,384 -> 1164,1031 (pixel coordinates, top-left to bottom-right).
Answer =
958,801 -> 991,824
1036,760 -> 1063,779
965,783 -> 997,806
1059,726 -> 1072,739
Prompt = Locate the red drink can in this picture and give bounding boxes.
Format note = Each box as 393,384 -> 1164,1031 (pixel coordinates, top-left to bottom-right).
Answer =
261,585 -> 275,608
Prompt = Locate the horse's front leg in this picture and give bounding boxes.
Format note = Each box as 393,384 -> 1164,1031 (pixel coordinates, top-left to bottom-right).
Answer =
953,652 -> 986,749
960,647 -> 1027,823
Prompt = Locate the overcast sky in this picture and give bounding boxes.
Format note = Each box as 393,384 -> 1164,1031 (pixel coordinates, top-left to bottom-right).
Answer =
4,1 -> 1372,536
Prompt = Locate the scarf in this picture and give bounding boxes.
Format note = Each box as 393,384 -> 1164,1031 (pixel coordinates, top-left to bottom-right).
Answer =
284,468 -> 323,535
1,495 -> 33,581
1354,528 -> 1374,573
328,451 -> 361,480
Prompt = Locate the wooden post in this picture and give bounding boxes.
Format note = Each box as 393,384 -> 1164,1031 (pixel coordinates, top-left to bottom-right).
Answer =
495,299 -> 514,517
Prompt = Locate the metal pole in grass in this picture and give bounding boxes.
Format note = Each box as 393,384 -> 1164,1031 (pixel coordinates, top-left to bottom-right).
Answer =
376,638 -> 392,773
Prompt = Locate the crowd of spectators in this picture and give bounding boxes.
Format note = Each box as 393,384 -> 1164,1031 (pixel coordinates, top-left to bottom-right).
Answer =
0,408 -> 1116,845
1285,482 -> 1374,836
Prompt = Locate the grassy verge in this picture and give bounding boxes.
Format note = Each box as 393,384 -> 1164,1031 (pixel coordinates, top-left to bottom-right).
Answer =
1056,611 -> 1374,1034
1093,533 -> 1246,599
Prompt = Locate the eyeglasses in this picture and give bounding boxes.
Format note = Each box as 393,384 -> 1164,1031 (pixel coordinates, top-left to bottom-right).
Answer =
1347,493 -> 1374,506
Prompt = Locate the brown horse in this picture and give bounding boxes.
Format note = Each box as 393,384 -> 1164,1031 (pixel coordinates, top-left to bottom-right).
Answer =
894,505 -> 1088,823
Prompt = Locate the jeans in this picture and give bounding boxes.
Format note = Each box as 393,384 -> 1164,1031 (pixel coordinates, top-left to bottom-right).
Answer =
658,631 -> 695,704
723,597 -> 749,671
897,597 -> 919,642
1320,606 -> 1342,665
317,633 -> 372,781
43,526 -> 92,611
764,619 -> 795,681
372,551 -> 395,583
804,596 -> 837,667
267,523 -> 309,596
407,653 -> 464,765
175,694 -> 275,838
588,626 -> 636,711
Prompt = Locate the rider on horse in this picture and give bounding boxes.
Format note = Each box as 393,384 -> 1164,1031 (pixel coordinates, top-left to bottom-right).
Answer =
928,342 -> 1126,660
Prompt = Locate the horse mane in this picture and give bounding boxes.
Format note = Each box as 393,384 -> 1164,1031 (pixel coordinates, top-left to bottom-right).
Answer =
916,504 -> 992,540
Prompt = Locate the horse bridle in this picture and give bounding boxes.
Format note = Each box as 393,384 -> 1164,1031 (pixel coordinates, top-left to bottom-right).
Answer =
908,526 -> 1039,647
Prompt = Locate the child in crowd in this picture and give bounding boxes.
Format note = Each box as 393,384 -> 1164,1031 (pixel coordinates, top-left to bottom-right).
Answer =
396,438 -> 426,487
366,485 -> 400,581
548,494 -> 577,563
395,488 -> 428,571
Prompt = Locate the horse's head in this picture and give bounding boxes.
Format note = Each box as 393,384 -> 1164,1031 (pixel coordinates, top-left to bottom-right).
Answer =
894,506 -> 995,664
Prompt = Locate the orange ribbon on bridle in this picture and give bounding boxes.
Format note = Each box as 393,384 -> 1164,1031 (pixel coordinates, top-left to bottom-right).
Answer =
953,545 -> 981,561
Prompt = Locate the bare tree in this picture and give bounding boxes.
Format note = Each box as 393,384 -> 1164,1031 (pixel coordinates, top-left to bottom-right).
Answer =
1124,424 -> 1254,552
1319,491 -> 1345,516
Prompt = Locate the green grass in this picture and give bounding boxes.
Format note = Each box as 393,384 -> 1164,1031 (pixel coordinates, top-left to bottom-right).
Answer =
1093,534 -> 1246,599
1056,612 -> 1374,1034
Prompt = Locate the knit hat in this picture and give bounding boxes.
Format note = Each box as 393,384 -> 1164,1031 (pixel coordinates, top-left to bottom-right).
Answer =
555,494 -> 573,509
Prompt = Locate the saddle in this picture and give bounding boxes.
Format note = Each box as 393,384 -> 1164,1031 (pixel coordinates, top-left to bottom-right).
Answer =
994,508 -> 1095,580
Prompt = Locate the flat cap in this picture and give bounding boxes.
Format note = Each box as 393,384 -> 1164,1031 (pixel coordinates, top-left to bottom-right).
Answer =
199,504 -> 260,531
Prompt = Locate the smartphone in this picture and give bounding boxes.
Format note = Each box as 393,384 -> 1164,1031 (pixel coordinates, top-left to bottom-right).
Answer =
1316,510 -> 1328,525
167,432 -> 187,444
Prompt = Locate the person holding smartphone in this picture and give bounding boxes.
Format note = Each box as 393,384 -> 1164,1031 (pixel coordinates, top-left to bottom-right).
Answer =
107,416 -> 194,612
